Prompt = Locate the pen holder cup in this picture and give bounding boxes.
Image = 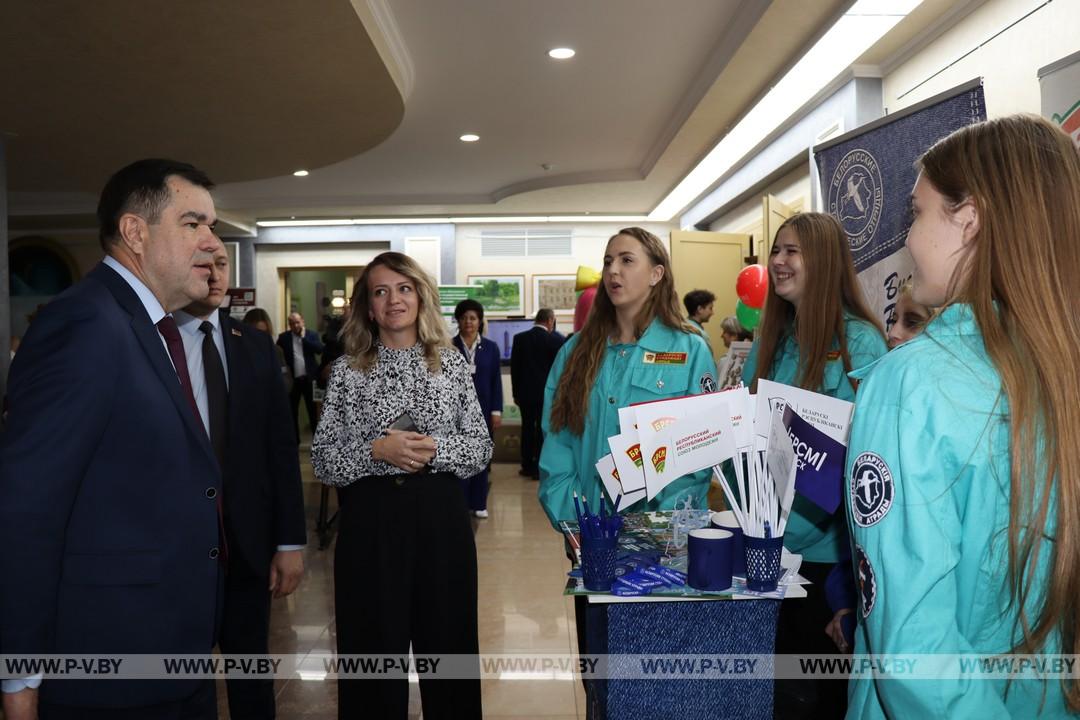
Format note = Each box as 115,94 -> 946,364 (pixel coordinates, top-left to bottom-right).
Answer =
744,535 -> 784,592
581,535 -> 619,592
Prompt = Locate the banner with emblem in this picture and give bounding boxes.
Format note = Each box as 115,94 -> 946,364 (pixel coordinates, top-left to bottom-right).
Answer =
1040,49 -> 1080,148
813,80 -> 986,332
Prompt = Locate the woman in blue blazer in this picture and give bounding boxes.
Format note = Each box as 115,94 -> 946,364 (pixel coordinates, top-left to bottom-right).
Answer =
452,299 -> 503,517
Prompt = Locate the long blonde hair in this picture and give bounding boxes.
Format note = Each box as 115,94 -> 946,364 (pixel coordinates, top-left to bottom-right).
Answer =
750,212 -> 881,393
919,115 -> 1080,709
549,227 -> 694,435
341,252 -> 450,373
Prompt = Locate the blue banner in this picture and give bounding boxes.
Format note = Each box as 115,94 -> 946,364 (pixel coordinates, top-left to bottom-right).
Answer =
814,83 -> 986,330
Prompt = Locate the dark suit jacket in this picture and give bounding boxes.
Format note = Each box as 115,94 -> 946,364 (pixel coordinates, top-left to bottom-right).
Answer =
510,326 -> 565,411
452,335 -> 503,420
0,263 -> 221,708
220,311 -> 307,578
276,328 -> 324,379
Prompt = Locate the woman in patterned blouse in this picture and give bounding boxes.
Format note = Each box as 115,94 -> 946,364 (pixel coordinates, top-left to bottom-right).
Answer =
312,251 -> 491,720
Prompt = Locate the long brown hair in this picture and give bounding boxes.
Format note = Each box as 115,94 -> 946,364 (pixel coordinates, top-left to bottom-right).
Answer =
919,115 -> 1080,709
549,227 -> 694,435
340,251 -> 450,373
749,212 -> 881,393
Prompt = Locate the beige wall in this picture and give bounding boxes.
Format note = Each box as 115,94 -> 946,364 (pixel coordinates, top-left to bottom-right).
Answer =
453,222 -> 676,320
884,0 -> 1079,117
255,243 -> 386,333
706,165 -> 812,247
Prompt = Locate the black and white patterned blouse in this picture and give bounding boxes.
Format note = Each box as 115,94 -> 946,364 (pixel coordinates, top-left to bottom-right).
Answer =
312,342 -> 493,486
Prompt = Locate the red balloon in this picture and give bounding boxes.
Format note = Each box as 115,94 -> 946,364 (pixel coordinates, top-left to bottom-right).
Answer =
574,286 -> 597,332
736,264 -> 769,309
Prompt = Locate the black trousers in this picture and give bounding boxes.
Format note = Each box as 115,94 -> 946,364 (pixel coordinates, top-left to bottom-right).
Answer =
288,375 -> 317,440
219,568 -> 275,719
519,403 -> 543,473
40,679 -> 216,720
335,474 -> 481,720
773,560 -> 848,720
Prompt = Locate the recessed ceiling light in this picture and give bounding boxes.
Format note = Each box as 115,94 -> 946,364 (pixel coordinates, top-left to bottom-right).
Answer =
293,169 -> 309,177
548,48 -> 575,60
459,133 -> 480,142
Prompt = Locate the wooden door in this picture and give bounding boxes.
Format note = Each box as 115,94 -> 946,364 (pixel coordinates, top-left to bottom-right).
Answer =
669,230 -> 751,365
761,194 -> 796,258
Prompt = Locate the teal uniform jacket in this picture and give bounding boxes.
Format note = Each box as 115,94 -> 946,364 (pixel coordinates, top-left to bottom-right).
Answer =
844,304 -> 1065,718
741,311 -> 887,562
538,318 -> 718,529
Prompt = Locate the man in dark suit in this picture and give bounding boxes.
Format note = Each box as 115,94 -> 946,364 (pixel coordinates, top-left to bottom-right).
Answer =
177,246 -> 307,720
0,159 -> 224,719
510,308 -> 565,479
277,311 -> 323,440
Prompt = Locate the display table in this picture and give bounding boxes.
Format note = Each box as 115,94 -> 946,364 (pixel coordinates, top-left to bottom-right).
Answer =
564,513 -> 805,720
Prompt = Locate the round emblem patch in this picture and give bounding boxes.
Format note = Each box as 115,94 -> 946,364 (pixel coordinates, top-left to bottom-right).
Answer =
699,372 -> 716,393
828,148 -> 883,253
850,451 -> 893,527
854,544 -> 876,619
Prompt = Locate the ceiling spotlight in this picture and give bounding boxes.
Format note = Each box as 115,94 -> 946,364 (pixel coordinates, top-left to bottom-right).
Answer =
293,169 -> 309,177
548,48 -> 575,60
460,133 -> 480,142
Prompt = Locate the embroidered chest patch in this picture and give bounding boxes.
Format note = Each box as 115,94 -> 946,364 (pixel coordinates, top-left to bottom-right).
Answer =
850,451 -> 894,527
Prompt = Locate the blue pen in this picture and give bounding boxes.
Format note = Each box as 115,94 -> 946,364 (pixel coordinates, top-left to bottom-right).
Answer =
765,521 -> 772,539
573,491 -> 587,539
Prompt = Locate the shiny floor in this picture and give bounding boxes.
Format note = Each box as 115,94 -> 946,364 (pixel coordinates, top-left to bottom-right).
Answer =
219,454 -> 587,719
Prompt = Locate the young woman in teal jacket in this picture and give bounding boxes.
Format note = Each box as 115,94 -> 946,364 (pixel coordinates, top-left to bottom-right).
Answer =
741,212 -> 887,718
845,116 -> 1080,718
539,226 -> 716,528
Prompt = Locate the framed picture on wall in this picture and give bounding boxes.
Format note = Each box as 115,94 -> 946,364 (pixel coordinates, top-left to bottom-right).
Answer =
464,275 -> 526,316
532,274 -> 577,314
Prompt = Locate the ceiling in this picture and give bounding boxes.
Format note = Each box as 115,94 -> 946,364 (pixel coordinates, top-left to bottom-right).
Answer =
1,0 -> 968,234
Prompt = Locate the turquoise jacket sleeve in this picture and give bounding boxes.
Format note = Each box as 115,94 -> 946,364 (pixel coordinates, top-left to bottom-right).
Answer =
537,339 -> 581,528
847,402 -> 1009,717
741,340 -> 759,387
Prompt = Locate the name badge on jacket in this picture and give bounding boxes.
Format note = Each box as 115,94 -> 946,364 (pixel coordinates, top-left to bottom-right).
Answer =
642,351 -> 687,365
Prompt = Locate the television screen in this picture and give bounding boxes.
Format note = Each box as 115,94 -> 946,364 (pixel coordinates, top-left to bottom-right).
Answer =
485,319 -> 536,361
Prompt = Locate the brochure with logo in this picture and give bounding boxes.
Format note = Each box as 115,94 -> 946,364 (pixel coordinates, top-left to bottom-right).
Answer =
607,429 -> 646,493
594,454 -> 622,506
782,403 -> 846,513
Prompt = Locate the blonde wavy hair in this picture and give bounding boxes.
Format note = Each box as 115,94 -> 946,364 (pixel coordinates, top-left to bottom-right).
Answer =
341,252 -> 450,373
919,115 -> 1080,709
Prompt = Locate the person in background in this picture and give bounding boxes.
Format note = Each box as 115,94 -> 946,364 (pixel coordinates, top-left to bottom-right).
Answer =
277,311 -> 324,440
245,307 -> 292,395
742,211 -> 887,719
1,158 -> 223,719
178,246 -> 306,720
510,308 -> 565,480
682,288 -> 716,342
885,279 -> 931,349
541,227 -> 717,525
847,115 -> 1080,718
452,298 -> 502,518
719,315 -> 753,348
312,251 -> 490,719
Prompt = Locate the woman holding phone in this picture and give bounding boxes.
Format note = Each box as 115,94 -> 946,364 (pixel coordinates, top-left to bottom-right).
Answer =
313,251 -> 492,719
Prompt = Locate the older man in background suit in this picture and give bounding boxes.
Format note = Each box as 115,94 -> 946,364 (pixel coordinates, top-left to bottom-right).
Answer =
1,159 -> 224,719
277,311 -> 323,440
176,245 -> 307,720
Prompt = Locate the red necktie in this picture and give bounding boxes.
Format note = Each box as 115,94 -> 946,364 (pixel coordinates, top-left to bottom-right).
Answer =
156,316 -> 200,424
